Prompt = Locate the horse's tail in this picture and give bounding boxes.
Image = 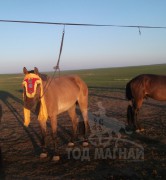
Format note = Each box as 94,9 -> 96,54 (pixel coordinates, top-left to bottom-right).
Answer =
126,81 -> 133,101
0,105 -> 2,123
0,146 -> 5,179
127,104 -> 134,126
126,81 -> 135,128
0,147 -> 2,167
74,76 -> 88,97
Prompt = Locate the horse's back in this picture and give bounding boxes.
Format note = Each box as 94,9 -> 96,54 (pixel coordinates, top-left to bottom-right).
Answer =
128,74 -> 166,88
50,75 -> 87,94
127,74 -> 166,100
45,75 -> 88,114
46,75 -> 85,97
130,74 -> 166,88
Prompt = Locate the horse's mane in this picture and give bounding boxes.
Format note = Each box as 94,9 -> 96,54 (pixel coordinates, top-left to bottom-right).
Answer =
28,70 -> 48,81
39,73 -> 48,81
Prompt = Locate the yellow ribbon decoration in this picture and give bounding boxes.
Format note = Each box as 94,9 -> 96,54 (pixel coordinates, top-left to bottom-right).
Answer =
22,73 -> 48,127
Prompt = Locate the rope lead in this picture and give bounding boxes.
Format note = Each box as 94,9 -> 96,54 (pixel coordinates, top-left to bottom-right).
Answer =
54,25 -> 65,71
41,27 -> 65,98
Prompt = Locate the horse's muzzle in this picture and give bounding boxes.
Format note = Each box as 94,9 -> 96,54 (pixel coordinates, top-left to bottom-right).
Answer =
24,96 -> 39,111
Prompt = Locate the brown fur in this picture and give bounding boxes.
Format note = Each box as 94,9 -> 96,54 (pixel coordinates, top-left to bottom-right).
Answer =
126,74 -> 166,130
0,104 -> 2,122
23,67 -> 90,158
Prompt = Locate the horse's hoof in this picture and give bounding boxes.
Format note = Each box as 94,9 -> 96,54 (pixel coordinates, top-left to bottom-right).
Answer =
140,128 -> 145,132
82,142 -> 89,147
40,153 -> 47,158
68,142 -> 75,147
136,128 -> 145,133
136,129 -> 140,133
52,155 -> 60,162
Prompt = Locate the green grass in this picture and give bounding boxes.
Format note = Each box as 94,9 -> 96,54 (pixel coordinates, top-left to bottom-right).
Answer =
0,64 -> 166,100
0,73 -> 23,99
59,63 -> 166,88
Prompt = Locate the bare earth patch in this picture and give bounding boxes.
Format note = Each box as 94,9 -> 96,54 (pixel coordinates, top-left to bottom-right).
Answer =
0,87 -> 166,179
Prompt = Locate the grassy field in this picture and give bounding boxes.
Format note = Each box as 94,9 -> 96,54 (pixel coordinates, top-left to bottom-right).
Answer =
61,63 -> 166,88
1,64 -> 166,179
0,63 -> 166,99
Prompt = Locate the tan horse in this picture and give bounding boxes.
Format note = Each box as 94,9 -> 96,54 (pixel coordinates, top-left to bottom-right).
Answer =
22,67 -> 90,161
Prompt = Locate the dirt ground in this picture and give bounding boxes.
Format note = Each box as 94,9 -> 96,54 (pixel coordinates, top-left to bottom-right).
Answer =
0,87 -> 166,179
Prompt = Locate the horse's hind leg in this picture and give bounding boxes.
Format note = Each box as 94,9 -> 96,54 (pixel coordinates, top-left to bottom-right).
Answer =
134,109 -> 145,132
133,98 -> 144,131
68,103 -> 78,146
50,116 -> 60,161
78,95 -> 90,146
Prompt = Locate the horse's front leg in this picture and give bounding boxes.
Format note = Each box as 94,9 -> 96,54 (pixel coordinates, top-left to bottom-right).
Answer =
50,116 -> 60,161
39,120 -> 47,158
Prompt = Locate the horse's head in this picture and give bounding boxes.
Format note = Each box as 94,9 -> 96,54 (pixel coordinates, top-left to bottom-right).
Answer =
22,67 -> 48,127
22,67 -> 42,111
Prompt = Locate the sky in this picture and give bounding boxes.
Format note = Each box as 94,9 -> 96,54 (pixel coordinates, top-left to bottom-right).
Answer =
0,0 -> 166,74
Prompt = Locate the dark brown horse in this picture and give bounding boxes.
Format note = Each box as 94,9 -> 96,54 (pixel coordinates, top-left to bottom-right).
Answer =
126,74 -> 166,131
22,67 -> 90,161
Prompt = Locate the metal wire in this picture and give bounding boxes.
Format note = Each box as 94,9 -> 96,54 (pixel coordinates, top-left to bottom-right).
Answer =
0,19 -> 166,29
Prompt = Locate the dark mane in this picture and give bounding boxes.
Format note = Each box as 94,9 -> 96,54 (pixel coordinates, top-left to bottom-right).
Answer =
39,73 -> 48,81
27,70 -> 48,81
28,70 -> 34,73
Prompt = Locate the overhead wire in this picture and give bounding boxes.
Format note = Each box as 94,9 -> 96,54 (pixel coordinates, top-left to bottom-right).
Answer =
0,19 -> 166,29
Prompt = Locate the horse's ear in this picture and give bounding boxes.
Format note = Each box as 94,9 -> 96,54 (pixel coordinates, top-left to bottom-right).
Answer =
23,67 -> 28,74
34,67 -> 39,75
